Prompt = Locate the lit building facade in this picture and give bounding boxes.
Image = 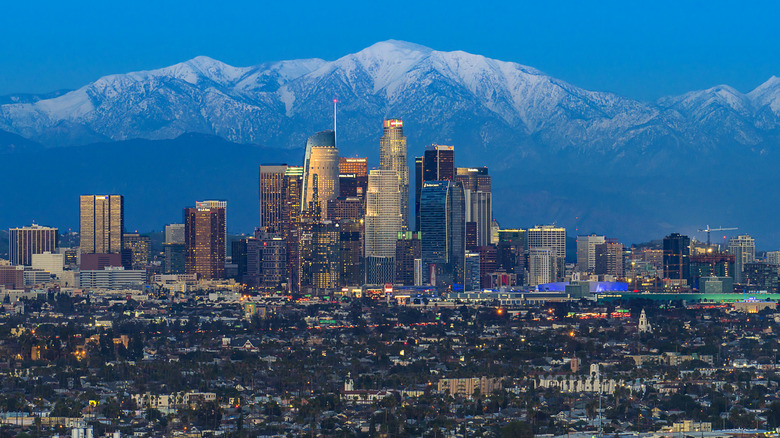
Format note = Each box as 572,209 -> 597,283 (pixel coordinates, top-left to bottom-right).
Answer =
302,130 -> 339,219
122,233 -> 150,268
576,234 -> 605,273
527,225 -> 566,281
9,224 -> 58,266
80,195 -> 124,255
380,119 -> 409,229
728,235 -> 755,284
184,205 -> 226,280
259,164 -> 289,233
663,233 -> 690,281
420,180 -> 465,289
396,231 -> 421,286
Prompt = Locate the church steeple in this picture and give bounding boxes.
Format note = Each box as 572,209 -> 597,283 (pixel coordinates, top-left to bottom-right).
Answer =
638,309 -> 652,334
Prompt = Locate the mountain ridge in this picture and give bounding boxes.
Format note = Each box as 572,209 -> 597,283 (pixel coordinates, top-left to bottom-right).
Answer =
1,40 -> 778,160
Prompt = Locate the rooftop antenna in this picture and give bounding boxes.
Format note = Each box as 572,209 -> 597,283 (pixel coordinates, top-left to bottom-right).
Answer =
333,98 -> 338,148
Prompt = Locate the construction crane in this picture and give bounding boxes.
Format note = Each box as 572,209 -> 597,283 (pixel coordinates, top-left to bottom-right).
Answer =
697,225 -> 738,246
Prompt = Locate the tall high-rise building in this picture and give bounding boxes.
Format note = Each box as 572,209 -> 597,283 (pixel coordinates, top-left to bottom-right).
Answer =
455,167 -> 491,192
728,234 -> 755,284
339,157 -> 368,177
282,166 -> 304,240
663,233 -> 690,281
245,232 -> 287,291
423,145 -> 455,182
339,157 -> 368,199
9,224 -> 58,266
196,200 -> 227,257
365,170 -> 402,284
164,223 -> 185,274
457,167 -> 492,247
576,235 -> 606,273
365,171 -> 401,255
80,195 -> 124,255
339,220 -> 364,286
467,191 -> 492,247
464,252 -> 481,291
380,119 -> 409,229
184,205 -> 226,280
165,224 -> 185,244
594,239 -> 624,277
302,130 -> 339,219
528,247 -> 556,286
420,180 -> 465,289
396,231 -> 421,286
416,145 -> 454,233
527,225 -> 566,281
327,197 -> 363,222
497,229 -> 526,275
163,242 -> 185,274
122,233 -> 151,268
414,156 -> 423,231
311,221 -> 340,290
259,164 -> 289,233
477,245 -> 498,288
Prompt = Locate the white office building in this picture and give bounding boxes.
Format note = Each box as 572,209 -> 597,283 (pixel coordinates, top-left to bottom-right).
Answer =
31,251 -> 64,277
728,235 -> 755,284
79,267 -> 146,290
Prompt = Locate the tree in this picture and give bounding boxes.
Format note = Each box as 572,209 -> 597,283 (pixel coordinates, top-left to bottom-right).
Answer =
501,421 -> 534,438
767,401 -> 780,429
194,401 -> 223,430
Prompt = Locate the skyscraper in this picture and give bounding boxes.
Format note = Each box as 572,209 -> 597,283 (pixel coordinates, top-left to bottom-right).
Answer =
420,180 -> 465,289
122,233 -> 150,268
184,205 -> 226,280
196,200 -> 227,257
380,119 -> 409,229
396,231 -> 421,286
416,145 -> 454,234
423,145 -> 455,182
311,221 -> 340,290
455,167 -> 491,192
164,223 -> 185,274
339,157 -> 368,177
497,229 -> 526,275
663,233 -> 690,281
259,164 -> 289,233
365,169 -> 402,284
339,157 -> 368,199
165,224 -> 185,244
594,239 -> 624,277
527,225 -> 566,281
728,234 -> 755,284
282,166 -> 304,240
9,224 -> 58,266
576,235 -> 606,273
528,247 -> 556,286
339,220 -> 364,286
414,156 -> 423,231
302,130 -> 339,219
80,195 -> 124,255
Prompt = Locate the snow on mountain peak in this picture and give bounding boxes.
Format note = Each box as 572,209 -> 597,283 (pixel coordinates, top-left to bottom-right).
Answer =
748,76 -> 780,113
0,40 -> 778,153
154,55 -> 250,85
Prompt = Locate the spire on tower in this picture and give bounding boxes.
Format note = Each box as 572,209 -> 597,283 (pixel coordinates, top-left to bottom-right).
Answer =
333,98 -> 338,148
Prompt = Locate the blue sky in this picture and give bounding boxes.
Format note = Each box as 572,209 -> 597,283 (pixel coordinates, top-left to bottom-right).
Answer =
1,1 -> 778,101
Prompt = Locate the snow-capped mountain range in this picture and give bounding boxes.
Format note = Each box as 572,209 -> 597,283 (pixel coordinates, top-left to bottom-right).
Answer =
2,40 -> 779,164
